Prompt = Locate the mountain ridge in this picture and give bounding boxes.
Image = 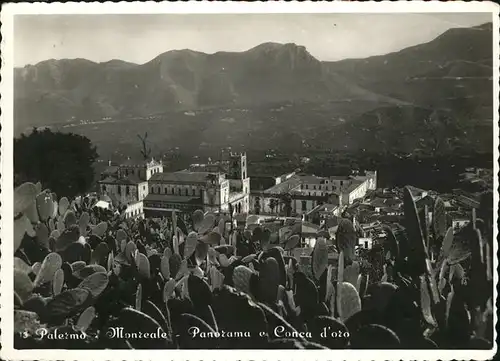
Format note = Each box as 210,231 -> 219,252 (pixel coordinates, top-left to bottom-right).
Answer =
14,22 -> 493,156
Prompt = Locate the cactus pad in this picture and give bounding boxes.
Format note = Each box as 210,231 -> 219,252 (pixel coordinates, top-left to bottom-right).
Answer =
75,306 -> 96,332
337,282 -> 362,322
73,264 -> 106,280
78,272 -> 109,298
312,237 -> 328,280
233,265 -> 254,296
14,182 -> 38,215
36,192 -> 54,222
136,252 -> 151,279
285,235 -> 300,251
34,252 -> 62,288
14,269 -> 34,302
92,222 -> 108,237
52,269 -> 65,296
45,288 -> 91,321
79,212 -> 90,236
163,278 -> 176,303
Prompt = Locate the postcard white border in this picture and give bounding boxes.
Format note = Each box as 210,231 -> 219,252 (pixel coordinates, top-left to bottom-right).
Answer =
1,1 -> 499,360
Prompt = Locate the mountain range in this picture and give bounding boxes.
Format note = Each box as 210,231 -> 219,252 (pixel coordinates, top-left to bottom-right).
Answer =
14,22 -> 493,155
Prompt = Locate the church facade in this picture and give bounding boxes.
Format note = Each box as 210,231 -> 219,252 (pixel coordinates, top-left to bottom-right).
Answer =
98,153 -> 250,218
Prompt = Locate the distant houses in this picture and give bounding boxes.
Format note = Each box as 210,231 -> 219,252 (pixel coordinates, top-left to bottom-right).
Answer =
248,170 -> 377,218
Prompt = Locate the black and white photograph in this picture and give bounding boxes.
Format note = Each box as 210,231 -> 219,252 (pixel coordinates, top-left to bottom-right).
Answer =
1,2 -> 498,360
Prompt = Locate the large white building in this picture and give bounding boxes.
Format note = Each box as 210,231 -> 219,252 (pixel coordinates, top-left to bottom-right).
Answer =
98,158 -> 163,218
99,153 -> 250,218
249,171 -> 377,217
143,152 -> 249,216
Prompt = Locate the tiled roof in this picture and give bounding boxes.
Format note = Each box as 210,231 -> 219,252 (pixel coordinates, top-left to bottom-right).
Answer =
416,195 -> 435,208
189,163 -> 227,173
406,185 -> 427,196
99,175 -> 145,185
150,171 -> 215,184
263,176 -> 302,195
306,203 -> 338,216
102,166 -> 119,175
342,180 -> 364,194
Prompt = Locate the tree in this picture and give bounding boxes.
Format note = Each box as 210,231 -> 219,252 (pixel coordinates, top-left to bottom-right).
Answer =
137,132 -> 152,160
269,198 -> 277,214
14,128 -> 98,198
280,193 -> 293,217
254,196 -> 261,215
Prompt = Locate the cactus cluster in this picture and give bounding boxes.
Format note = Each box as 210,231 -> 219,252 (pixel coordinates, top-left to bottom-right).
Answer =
13,182 -> 493,349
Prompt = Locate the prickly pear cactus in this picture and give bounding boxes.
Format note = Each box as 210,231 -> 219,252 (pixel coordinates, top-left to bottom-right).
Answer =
312,237 -> 328,280
337,282 -> 361,322
257,257 -> 280,304
336,219 -> 357,263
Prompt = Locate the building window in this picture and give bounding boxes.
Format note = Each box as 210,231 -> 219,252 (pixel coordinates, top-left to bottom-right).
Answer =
178,188 -> 181,195
126,186 -> 130,195
305,185 -> 309,189
192,188 -> 196,196
301,201 -> 307,211
185,188 -> 189,196
118,186 -> 121,195
313,185 -> 316,190
102,185 -> 106,192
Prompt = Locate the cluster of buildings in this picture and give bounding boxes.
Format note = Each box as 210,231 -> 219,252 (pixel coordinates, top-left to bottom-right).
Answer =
98,153 -> 250,218
248,170 -> 377,219
98,153 -> 377,222
97,153 -> 490,273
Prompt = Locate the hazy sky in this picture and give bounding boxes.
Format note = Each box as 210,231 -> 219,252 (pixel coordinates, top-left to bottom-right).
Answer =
14,13 -> 492,67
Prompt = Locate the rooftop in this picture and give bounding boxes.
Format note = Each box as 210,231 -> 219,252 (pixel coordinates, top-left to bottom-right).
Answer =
455,195 -> 480,209
416,195 -> 435,209
150,171 -> 218,184
99,174 -> 145,185
306,203 -> 338,216
296,174 -> 351,185
342,179 -> 364,194
263,176 -> 302,195
102,166 -> 119,175
250,176 -> 277,191
120,158 -> 163,168
189,163 -> 227,173
406,185 -> 428,197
